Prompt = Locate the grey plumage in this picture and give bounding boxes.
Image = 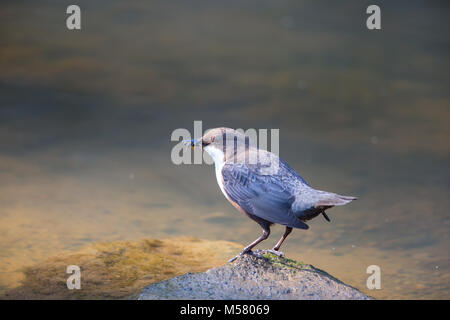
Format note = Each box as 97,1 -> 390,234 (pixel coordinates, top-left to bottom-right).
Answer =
221,148 -> 355,229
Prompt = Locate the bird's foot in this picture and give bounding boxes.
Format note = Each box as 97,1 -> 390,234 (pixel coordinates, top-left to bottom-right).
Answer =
266,248 -> 285,257
250,249 -> 265,258
228,249 -> 263,263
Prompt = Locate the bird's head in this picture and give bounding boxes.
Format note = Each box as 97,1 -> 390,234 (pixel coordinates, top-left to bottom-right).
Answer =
184,127 -> 249,164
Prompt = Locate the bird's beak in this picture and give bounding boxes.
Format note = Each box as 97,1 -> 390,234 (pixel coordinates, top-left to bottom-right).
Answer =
183,138 -> 202,149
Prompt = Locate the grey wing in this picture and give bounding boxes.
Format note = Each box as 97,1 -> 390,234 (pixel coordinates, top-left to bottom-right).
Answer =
221,163 -> 309,229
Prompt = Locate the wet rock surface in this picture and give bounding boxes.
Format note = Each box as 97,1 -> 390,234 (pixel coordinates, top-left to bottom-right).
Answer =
139,250 -> 372,300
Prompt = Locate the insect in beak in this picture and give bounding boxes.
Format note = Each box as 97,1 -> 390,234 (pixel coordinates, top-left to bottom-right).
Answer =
183,139 -> 201,149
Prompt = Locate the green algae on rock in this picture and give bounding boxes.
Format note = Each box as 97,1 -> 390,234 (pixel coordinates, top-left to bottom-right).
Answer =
261,251 -> 311,270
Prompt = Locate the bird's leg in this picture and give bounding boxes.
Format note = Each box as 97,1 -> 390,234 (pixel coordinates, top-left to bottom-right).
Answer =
228,225 -> 270,263
271,226 -> 293,255
241,228 -> 270,254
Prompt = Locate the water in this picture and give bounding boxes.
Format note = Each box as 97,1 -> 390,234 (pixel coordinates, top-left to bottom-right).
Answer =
0,0 -> 449,299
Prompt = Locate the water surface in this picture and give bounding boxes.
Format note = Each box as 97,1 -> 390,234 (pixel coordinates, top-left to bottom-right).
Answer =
0,0 -> 449,299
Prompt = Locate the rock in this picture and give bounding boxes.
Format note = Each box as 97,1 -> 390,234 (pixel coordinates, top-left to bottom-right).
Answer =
139,250 -> 372,300
2,237 -> 242,299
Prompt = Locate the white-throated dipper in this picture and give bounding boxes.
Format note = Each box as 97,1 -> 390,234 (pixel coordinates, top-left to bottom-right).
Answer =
186,128 -> 356,261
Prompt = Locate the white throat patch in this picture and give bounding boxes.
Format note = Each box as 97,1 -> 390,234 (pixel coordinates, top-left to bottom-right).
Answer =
204,145 -> 227,197
204,145 -> 225,166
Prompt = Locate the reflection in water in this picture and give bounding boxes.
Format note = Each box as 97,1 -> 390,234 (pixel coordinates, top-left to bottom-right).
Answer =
0,1 -> 449,299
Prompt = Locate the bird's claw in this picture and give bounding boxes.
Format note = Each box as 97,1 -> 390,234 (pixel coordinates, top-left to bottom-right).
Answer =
249,250 -> 264,258
266,249 -> 285,257
228,249 -> 263,263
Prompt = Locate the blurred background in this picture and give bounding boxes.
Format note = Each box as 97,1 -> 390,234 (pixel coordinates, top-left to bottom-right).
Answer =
0,0 -> 449,299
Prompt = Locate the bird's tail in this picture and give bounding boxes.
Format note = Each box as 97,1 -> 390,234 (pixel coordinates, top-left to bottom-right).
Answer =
314,193 -> 357,208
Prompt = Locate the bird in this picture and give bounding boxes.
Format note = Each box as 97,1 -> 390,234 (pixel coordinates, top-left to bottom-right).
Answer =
185,127 -> 356,261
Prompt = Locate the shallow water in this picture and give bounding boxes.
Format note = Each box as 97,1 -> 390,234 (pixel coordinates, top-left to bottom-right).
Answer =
0,0 -> 449,299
